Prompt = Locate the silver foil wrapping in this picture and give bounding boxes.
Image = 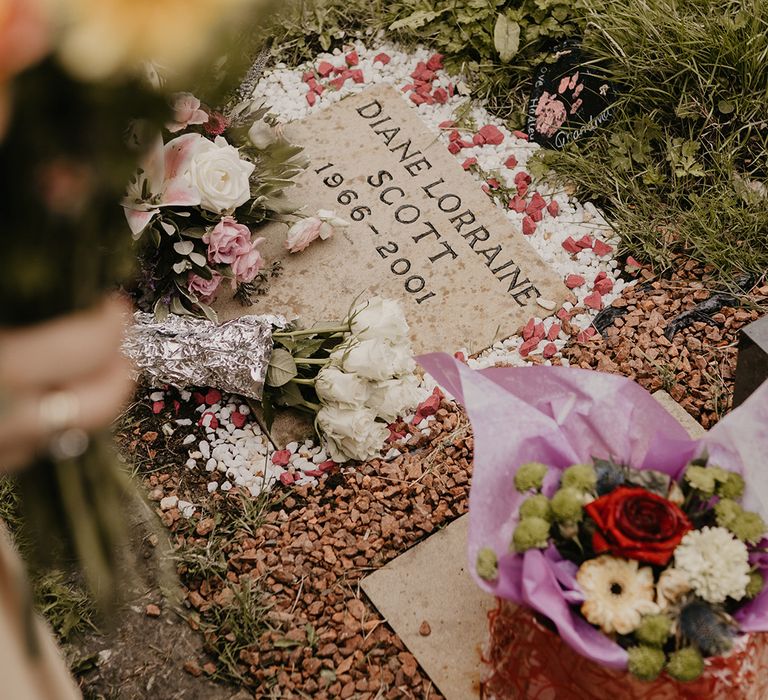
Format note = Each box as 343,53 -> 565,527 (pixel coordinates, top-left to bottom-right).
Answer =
123,312 -> 287,399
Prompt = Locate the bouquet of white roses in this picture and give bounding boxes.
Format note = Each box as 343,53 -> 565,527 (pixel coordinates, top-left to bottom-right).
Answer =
264,297 -> 425,462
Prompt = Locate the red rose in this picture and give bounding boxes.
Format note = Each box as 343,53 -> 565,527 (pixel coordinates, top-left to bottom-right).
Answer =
585,486 -> 692,566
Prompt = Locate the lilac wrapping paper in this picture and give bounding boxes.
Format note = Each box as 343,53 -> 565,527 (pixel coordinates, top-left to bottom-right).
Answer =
418,353 -> 768,669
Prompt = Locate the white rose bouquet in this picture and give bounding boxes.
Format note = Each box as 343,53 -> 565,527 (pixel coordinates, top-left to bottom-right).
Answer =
263,297 -> 425,462
124,94 -> 307,321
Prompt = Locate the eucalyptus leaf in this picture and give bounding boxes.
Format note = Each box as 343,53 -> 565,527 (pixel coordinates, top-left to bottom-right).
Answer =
494,14 -> 521,63
160,221 -> 176,235
174,240 -> 195,256
172,260 -> 191,274
189,251 -> 207,267
266,348 -> 298,387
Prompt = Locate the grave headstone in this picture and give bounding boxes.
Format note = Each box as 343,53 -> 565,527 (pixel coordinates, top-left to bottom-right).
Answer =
217,85 -> 568,354
526,41 -> 614,149
733,314 -> 768,408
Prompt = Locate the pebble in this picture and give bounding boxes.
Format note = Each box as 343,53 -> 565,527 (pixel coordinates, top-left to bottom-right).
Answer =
181,434 -> 196,446
159,495 -> 178,511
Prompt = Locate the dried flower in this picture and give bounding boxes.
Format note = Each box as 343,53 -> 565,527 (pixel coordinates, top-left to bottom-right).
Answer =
656,568 -> 692,610
512,517 -> 550,552
666,647 -> 704,682
577,556 -> 658,635
476,548 -> 499,582
518,494 -> 552,522
674,527 -> 750,603
514,462 -> 548,493
627,645 -> 666,681
561,463 -> 597,492
550,487 -> 584,523
679,600 -> 734,656
635,614 -> 672,647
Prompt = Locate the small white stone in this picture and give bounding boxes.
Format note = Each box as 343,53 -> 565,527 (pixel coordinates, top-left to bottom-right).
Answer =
185,458 -> 197,469
199,441 -> 210,458
205,458 -> 217,472
159,495 -> 178,511
536,298 -> 557,311
182,434 -> 196,446
312,450 -> 327,464
189,451 -> 202,460
207,482 -> 218,493
220,481 -> 232,491
149,391 -> 165,402
180,390 -> 191,401
285,441 -> 299,453
161,423 -> 174,437
175,419 -> 192,426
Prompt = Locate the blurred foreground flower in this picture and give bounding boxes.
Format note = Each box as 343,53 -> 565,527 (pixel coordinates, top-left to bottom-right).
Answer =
50,0 -> 265,81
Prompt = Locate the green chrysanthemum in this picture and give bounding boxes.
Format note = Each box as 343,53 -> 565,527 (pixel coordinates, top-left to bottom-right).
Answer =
717,471 -> 745,500
519,494 -> 552,522
561,463 -> 597,492
514,462 -> 548,493
714,498 -> 742,528
729,510 -> 767,545
550,487 -> 584,523
685,465 -> 716,495
476,548 -> 499,582
666,647 -> 704,682
627,645 -> 666,682
746,571 -> 764,599
511,517 -> 550,552
635,614 -> 672,647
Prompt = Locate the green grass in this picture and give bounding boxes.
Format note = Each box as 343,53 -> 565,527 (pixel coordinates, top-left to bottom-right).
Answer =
536,0 -> 768,283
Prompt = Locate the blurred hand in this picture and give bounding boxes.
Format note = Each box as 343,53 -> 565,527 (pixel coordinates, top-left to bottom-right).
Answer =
0,295 -> 134,471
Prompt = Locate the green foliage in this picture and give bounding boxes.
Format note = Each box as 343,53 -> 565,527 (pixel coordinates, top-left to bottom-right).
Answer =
537,0 -> 768,283
269,0 -> 587,119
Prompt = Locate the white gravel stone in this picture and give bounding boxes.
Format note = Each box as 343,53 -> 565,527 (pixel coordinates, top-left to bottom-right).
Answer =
159,495 -> 178,511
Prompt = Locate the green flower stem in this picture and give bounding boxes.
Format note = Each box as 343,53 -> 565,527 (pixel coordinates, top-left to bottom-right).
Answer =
294,358 -> 329,365
274,325 -> 349,338
290,377 -> 316,386
299,400 -> 321,412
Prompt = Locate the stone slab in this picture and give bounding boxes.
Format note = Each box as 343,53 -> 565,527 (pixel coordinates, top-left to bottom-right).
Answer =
361,391 -> 705,699
360,516 -> 493,700
733,314 -> 768,408
217,85 -> 568,354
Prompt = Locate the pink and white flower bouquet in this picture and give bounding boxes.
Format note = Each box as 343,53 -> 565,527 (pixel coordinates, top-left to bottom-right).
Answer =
124,94 -> 307,320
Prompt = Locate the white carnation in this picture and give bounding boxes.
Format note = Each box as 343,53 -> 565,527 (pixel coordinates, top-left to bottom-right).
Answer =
366,376 -> 423,423
186,136 -> 255,214
331,338 -> 415,381
315,366 -> 371,407
674,526 -> 751,603
316,404 -> 389,462
349,296 -> 410,343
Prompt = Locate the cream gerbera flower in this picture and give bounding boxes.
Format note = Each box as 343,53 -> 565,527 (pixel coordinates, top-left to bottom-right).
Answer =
577,556 -> 659,635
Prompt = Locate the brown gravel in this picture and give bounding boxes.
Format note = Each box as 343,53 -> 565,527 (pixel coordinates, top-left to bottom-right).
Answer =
561,260 -> 767,428
130,399 -> 472,699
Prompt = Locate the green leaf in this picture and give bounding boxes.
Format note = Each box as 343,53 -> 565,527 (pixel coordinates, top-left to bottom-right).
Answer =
494,14 -> 521,63
389,10 -> 444,31
266,348 -> 298,387
718,99 -> 735,114
260,392 -> 276,432
276,381 -> 305,408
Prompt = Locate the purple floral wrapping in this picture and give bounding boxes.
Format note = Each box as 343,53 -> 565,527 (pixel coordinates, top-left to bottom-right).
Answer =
418,353 -> 768,669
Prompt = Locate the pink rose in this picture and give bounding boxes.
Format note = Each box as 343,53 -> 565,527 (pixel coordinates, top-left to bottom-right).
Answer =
187,271 -> 221,303
203,216 -> 252,264
285,210 -> 348,253
167,92 -> 209,133
285,217 -> 323,253
231,239 -> 266,285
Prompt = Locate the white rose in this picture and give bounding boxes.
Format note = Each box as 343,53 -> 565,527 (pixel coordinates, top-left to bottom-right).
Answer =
316,404 -> 389,462
349,296 -> 410,343
186,136 -> 255,214
331,338 -> 415,381
366,376 -> 423,422
315,366 -> 371,407
247,119 -> 275,149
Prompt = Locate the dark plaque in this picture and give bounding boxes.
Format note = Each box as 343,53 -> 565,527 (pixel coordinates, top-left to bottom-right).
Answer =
733,314 -> 768,408
526,41 -> 613,149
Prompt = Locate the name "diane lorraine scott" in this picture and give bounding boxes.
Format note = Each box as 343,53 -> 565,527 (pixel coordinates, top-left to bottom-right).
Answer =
350,98 -> 541,307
